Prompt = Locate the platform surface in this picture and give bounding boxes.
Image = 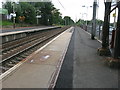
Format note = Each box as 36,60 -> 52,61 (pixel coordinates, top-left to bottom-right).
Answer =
0,26 -> 60,36
2,27 -> 74,88
55,27 -> 119,88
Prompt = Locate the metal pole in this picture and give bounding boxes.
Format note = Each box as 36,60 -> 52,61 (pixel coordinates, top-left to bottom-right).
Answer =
36,10 -> 38,25
13,17 -> 15,28
113,8 -> 116,29
84,13 -> 87,31
86,7 -> 88,31
37,18 -> 39,25
91,0 -> 97,39
65,19 -> 66,25
13,2 -> 15,29
113,1 -> 120,59
98,24 -> 101,39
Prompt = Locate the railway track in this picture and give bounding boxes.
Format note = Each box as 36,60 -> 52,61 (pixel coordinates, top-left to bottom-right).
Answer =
0,26 -> 70,74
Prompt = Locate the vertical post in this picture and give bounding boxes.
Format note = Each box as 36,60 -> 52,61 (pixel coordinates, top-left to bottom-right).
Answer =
13,17 -> 15,28
91,0 -> 97,39
113,0 -> 117,29
86,7 -> 88,31
113,1 -> 120,59
113,9 -> 116,29
98,24 -> 101,39
37,18 -> 39,25
68,18 -> 69,25
36,10 -> 38,25
65,19 -> 66,25
13,2 -> 15,29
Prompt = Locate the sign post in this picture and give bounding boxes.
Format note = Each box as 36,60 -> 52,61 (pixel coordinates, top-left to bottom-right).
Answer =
36,15 -> 41,25
113,12 -> 116,29
13,13 -> 16,28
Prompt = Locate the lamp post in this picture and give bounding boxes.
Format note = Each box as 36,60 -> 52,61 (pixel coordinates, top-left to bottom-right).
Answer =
113,1 -> 120,59
91,0 -> 97,39
113,2 -> 117,29
36,9 -> 41,25
12,2 -> 16,29
79,13 -> 86,28
82,5 -> 92,31
13,13 -> 16,28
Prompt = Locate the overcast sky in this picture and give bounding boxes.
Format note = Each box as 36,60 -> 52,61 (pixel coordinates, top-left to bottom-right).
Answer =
52,0 -> 117,23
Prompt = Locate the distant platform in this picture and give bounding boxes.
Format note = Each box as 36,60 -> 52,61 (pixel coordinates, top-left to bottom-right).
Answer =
0,26 -> 61,37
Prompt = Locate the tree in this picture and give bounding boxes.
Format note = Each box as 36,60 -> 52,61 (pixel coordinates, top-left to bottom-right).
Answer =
63,16 -> 74,25
4,2 -> 13,15
98,1 -> 111,56
33,2 -> 64,26
52,8 -> 62,25
4,1 -> 65,26
96,19 -> 104,25
4,2 -> 36,24
76,19 -> 91,26
19,2 -> 36,24
4,2 -> 15,22
34,2 -> 54,25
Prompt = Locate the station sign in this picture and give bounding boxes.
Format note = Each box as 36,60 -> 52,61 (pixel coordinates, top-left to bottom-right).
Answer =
113,13 -> 116,17
10,13 -> 16,17
36,15 -> 41,18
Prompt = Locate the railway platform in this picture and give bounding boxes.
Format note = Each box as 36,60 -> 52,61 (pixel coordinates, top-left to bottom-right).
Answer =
0,26 -> 61,44
55,26 -> 119,88
1,26 -> 51,33
1,27 -> 74,88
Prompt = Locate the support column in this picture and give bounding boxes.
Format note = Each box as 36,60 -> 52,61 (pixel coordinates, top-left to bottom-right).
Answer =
113,1 -> 120,59
91,1 -> 97,40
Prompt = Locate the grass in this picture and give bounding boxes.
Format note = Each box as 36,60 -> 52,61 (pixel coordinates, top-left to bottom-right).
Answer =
52,24 -> 65,27
0,21 -> 13,26
1,20 -> 32,28
0,20 -> 65,28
